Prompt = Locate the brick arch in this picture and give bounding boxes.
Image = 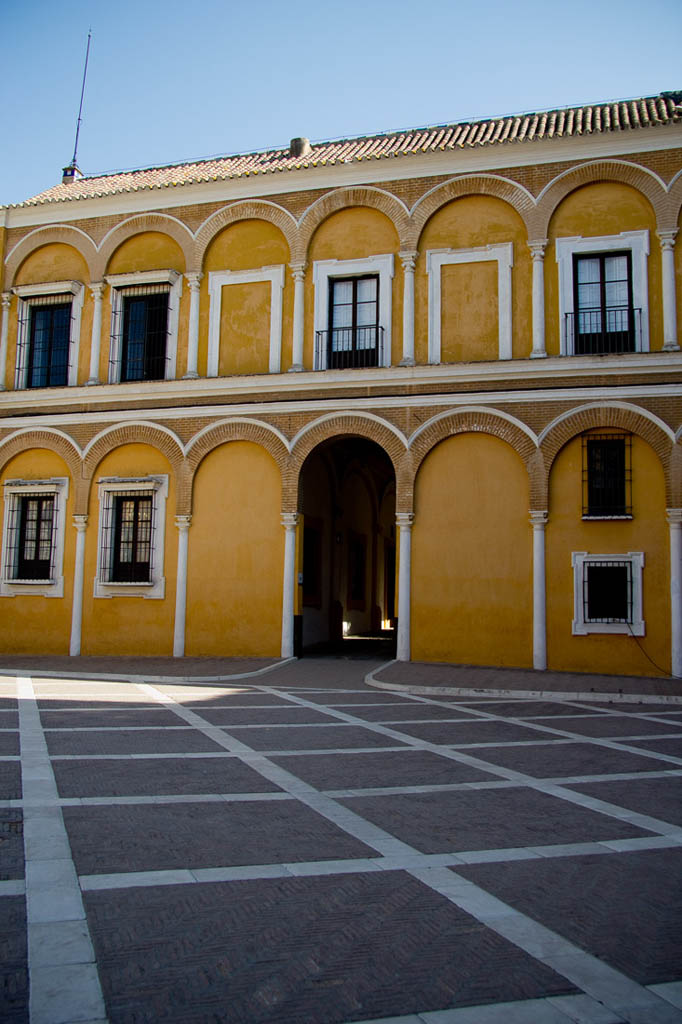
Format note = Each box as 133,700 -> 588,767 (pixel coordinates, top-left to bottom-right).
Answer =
184,419 -> 290,516
407,175 -> 536,248
4,226 -> 98,289
95,214 -> 194,278
540,403 -> 674,506
297,187 -> 409,262
533,160 -> 671,238
287,414 -> 409,514
0,429 -> 84,508
193,201 -> 297,271
82,423 -> 185,515
409,408 -> 540,509
669,170 -> 682,229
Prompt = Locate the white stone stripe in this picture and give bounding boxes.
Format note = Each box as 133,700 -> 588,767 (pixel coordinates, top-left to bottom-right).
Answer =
353,992 -> 627,1022
0,879 -> 25,896
17,676 -> 107,1024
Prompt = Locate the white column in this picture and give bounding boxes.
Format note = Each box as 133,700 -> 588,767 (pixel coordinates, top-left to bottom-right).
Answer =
528,240 -> 548,358
668,509 -> 682,678
281,512 -> 298,657
183,272 -> 203,378
69,515 -> 88,656
0,292 -> 11,391
396,512 -> 414,661
86,282 -> 105,385
289,263 -> 306,371
530,511 -> 548,670
173,515 -> 192,657
658,230 -> 679,352
399,250 -> 418,366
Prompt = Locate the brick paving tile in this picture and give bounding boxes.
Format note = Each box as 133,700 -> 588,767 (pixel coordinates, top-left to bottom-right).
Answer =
389,720 -> 554,745
616,736 -> 682,758
179,693 -> 296,706
345,704 -> 483,722
199,706 -> 339,725
63,800 -> 376,874
40,708 -> 183,729
271,750 -> 498,790
309,694 -> 417,705
566,777 -> 682,826
0,811 -> 24,880
0,699 -> 18,709
453,700 -> 614,717
0,763 -> 21,800
466,739 -> 673,777
587,701 -> 680,712
45,728 -> 226,756
219,725 -> 406,751
36,699 -> 154,710
339,788 -> 652,854
53,756 -> 282,798
544,715 -> 682,738
0,711 -> 19,727
0,733 -> 20,756
0,896 -> 28,1023
457,848 -> 682,985
83,872 -> 575,1024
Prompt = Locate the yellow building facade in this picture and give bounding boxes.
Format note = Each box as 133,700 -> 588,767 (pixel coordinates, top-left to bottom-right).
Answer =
1,92 -> 681,677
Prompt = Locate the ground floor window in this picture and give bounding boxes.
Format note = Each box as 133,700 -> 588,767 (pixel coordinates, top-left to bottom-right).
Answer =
94,476 -> 168,599
572,551 -> 644,635
1,478 -> 68,597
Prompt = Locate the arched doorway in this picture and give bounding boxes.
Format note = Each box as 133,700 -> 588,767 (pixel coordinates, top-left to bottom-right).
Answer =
298,437 -> 396,656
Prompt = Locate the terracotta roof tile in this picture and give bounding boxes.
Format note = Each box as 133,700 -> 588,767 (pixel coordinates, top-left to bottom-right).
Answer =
10,91 -> 682,208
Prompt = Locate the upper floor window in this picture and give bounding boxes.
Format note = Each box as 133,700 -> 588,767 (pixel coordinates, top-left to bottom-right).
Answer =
1,478 -> 69,597
13,282 -> 84,389
106,271 -> 181,384
582,433 -> 632,518
313,255 -> 394,371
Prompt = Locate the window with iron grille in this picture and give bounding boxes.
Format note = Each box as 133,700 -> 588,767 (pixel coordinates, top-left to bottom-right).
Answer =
106,272 -> 181,384
582,433 -> 632,518
572,551 -> 644,635
1,479 -> 68,597
13,283 -> 84,390
325,276 -> 381,369
95,477 -> 168,599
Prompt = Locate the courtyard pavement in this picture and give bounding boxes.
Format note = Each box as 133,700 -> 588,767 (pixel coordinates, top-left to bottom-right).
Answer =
1,656 -> 682,1023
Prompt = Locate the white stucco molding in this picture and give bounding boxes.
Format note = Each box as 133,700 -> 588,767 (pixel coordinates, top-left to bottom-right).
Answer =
207,265 -> 285,377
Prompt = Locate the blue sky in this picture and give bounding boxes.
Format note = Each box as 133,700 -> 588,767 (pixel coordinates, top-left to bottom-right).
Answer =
3,0 -> 682,207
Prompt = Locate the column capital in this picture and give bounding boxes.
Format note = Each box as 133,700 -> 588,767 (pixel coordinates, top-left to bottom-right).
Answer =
175,514 -> 192,532
667,508 -> 682,525
657,229 -> 678,251
528,239 -> 549,261
399,250 -> 419,273
72,514 -> 89,532
289,262 -> 307,281
529,510 -> 549,527
185,271 -> 203,289
1,292 -> 11,309
396,512 -> 414,529
89,281 -> 105,300
281,512 -> 299,529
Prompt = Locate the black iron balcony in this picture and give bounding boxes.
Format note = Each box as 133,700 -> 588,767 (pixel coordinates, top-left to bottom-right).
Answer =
566,307 -> 641,355
315,325 -> 384,370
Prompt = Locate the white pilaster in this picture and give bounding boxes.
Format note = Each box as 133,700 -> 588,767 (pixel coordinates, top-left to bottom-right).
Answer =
289,263 -> 306,371
69,515 -> 88,656
281,512 -> 298,658
528,240 -> 548,358
85,282 -> 105,385
530,511 -> 548,670
668,509 -> 682,678
183,272 -> 203,378
396,512 -> 414,661
0,292 -> 10,391
399,250 -> 418,366
173,515 -> 192,657
658,230 -> 679,352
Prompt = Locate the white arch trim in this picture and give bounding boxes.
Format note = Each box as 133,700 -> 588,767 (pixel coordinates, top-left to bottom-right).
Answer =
410,173 -> 536,216
0,426 -> 84,459
408,405 -> 538,448
297,185 -> 410,227
96,212 -> 194,252
184,417 -> 291,457
194,199 -> 298,240
4,224 -> 97,267
82,420 -> 184,460
538,402 -> 675,445
290,411 -> 408,452
535,159 -> 669,205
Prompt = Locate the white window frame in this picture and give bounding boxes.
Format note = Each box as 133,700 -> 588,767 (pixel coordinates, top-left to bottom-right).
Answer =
555,231 -> 650,355
1,477 -> 69,597
313,255 -> 394,370
426,244 -> 514,364
572,551 -> 644,635
94,475 -> 168,599
105,271 -> 182,383
207,265 -> 285,377
13,281 -> 84,389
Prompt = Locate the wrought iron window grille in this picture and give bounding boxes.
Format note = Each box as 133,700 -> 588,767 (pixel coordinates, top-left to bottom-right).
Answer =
583,559 -> 633,624
15,295 -> 74,389
582,433 -> 632,518
2,492 -> 57,582
109,284 -> 171,383
99,488 -> 155,585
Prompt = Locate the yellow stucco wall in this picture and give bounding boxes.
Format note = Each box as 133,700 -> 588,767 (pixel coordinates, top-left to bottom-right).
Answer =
411,434 -> 532,666
200,220 -> 292,375
0,450 -> 75,653
546,183 -> 659,355
304,208 -> 401,367
81,444 -> 176,656
546,433 -> 669,676
106,233 -> 185,275
185,441 -> 283,656
415,196 -> 531,364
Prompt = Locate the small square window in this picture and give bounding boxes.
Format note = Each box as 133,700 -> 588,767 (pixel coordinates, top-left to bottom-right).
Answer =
1,479 -> 68,597
95,476 -> 168,599
572,551 -> 644,635
582,433 -> 632,518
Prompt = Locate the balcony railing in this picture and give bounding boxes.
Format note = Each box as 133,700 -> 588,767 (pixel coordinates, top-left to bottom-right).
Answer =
565,307 -> 641,355
315,325 -> 384,370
